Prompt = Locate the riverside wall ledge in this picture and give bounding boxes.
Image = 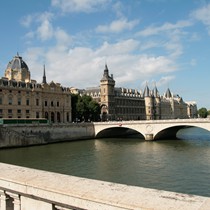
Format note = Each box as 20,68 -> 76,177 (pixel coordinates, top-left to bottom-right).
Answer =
0,123 -> 95,148
0,163 -> 210,210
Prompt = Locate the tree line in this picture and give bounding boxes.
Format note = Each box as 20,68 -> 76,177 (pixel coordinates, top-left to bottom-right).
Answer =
71,94 -> 101,122
198,107 -> 210,118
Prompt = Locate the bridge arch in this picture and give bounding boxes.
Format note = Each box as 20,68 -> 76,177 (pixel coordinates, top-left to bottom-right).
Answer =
96,126 -> 144,139
154,125 -> 191,140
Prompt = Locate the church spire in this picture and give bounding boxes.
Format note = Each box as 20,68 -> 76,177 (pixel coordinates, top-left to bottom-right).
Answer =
42,64 -> 47,84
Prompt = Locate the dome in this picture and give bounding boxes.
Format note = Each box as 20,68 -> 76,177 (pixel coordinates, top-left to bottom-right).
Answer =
5,53 -> 31,82
6,53 -> 29,71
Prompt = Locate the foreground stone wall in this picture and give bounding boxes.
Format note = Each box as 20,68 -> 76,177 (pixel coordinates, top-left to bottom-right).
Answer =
0,123 -> 95,148
0,163 -> 209,210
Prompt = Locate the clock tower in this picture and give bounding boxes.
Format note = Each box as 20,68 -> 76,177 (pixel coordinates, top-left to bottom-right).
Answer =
100,64 -> 115,121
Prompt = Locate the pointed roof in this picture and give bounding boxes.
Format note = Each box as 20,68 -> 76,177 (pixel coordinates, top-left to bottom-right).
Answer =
143,84 -> 150,97
153,85 -> 159,98
165,88 -> 172,98
100,64 -> 115,83
42,64 -> 47,84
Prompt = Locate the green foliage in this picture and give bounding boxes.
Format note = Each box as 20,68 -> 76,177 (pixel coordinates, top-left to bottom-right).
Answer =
198,107 -> 208,118
71,94 -> 101,122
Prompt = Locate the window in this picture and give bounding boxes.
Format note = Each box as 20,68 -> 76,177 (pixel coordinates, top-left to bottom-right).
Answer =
57,101 -> 59,107
0,109 -> 2,114
36,99 -> 39,106
17,109 -> 21,114
51,101 -> 54,106
26,99 -> 30,106
8,97 -> 12,105
8,109 -> 12,114
0,97 -> 2,105
45,100 -> 48,106
26,110 -> 30,114
18,98 -> 21,105
36,112 -> 39,118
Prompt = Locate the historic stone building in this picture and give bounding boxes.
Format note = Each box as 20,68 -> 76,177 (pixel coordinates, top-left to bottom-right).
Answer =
0,54 -> 72,123
73,64 -> 197,121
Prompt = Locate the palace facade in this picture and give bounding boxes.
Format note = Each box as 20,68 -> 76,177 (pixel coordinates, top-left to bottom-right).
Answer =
0,54 -> 197,123
0,54 -> 72,123
72,64 -> 197,121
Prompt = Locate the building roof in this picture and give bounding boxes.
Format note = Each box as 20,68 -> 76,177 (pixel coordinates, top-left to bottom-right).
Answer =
165,88 -> 172,98
100,64 -> 115,82
6,53 -> 29,71
143,84 -> 150,97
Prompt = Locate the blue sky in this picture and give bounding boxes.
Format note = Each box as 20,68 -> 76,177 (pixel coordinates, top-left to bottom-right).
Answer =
0,0 -> 210,109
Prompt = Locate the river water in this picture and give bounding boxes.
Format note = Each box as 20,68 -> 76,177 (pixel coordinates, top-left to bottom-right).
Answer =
0,127 -> 210,197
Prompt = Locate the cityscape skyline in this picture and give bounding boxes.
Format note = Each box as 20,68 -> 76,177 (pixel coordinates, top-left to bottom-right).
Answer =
0,0 -> 210,109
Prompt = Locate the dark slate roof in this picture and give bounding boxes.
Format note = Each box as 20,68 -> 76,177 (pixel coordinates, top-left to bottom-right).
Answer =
153,86 -> 159,97
6,53 -> 29,70
143,84 -> 150,97
100,64 -> 115,82
165,88 -> 172,98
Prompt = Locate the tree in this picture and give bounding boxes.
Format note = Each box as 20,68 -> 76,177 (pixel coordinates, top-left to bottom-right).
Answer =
71,94 -> 80,122
198,107 -> 208,118
71,94 -> 101,122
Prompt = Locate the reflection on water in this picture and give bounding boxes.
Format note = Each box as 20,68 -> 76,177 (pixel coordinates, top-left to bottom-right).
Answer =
0,127 -> 210,197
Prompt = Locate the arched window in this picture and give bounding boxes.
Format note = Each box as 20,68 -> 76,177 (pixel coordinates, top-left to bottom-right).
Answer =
51,112 -> 55,123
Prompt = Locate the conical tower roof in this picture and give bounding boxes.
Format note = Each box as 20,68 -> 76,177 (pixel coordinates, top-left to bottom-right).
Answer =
143,84 -> 150,97
165,88 -> 172,98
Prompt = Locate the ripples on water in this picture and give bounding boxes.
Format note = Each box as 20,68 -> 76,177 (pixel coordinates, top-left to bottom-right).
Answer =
0,127 -> 210,197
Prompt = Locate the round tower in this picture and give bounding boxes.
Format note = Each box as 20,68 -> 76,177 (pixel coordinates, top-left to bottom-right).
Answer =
153,86 -> 161,119
143,84 -> 153,120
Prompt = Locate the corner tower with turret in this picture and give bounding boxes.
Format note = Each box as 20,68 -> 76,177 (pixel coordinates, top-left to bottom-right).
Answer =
100,64 -> 115,121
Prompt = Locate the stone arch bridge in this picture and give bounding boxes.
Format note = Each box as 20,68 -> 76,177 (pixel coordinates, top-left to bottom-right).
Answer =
93,119 -> 210,140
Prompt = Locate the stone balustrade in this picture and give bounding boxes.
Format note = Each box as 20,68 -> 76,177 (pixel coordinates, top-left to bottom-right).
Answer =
0,163 -> 210,210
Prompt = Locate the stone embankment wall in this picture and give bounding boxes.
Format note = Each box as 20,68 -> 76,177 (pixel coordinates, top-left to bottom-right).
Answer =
0,123 -> 95,148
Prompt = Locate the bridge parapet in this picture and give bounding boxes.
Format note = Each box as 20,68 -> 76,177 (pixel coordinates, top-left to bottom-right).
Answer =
0,163 -> 210,210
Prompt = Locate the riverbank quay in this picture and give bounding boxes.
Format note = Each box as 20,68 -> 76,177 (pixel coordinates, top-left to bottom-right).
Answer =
0,123 -> 95,148
0,163 -> 209,210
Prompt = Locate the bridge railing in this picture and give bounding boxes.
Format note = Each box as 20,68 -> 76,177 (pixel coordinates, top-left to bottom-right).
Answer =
93,118 -> 210,125
0,163 -> 210,210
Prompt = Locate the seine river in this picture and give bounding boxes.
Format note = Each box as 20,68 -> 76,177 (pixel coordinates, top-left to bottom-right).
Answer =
0,127 -> 210,197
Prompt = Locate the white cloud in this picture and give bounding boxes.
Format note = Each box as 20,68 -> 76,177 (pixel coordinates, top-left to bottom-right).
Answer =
24,39 -> 177,90
96,39 -> 140,55
156,75 -> 175,87
51,0 -> 109,13
191,3 -> 210,35
20,15 -> 34,27
192,3 -> 210,25
37,19 -> 54,41
54,28 -> 73,47
137,20 -> 193,37
112,1 -> 125,18
96,18 -> 139,33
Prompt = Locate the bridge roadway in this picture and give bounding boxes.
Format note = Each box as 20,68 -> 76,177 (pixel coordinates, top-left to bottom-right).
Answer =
93,118 -> 210,140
